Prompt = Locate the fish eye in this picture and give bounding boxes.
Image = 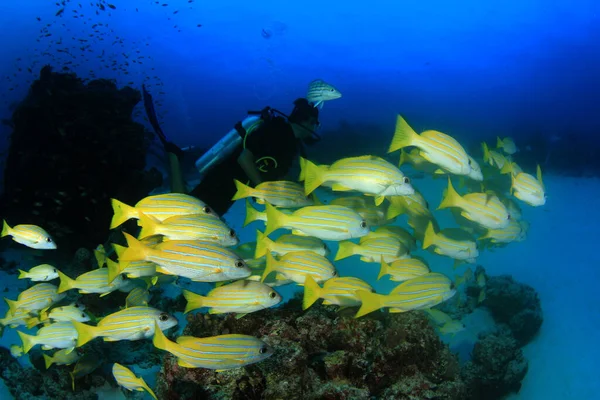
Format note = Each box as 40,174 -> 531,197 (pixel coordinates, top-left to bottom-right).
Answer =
159,313 -> 169,322
81,313 -> 86,318
360,221 -> 367,229
203,206 -> 212,214
403,177 -> 410,184
468,159 -> 472,166
269,291 -> 277,299
229,229 -> 236,237
46,238 -> 53,242
332,271 -> 338,276
323,244 -> 327,250
507,214 -> 511,220
53,268 -> 57,272
235,260 -> 245,268
259,346 -> 268,354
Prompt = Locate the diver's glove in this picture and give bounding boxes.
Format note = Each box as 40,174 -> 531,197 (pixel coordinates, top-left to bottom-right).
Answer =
164,141 -> 185,161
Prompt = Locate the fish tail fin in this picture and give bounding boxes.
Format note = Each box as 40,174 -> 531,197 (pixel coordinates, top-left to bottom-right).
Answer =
120,232 -> 149,262
496,136 -> 503,149
182,290 -> 206,314
482,142 -> 491,165
57,270 -> 77,294
17,330 -> 36,354
438,177 -> 462,210
298,157 -> 307,181
110,198 -> 136,229
388,115 -> 419,153
94,248 -> 106,268
378,257 -> 390,280
17,269 -> 28,279
355,291 -> 384,318
302,274 -> 323,310
334,240 -> 356,261
536,164 -> 544,190
4,298 -> 18,316
254,229 -> 273,258
106,259 -> 123,284
243,200 -> 262,227
152,321 -> 171,352
72,320 -> 100,347
422,221 -> 437,250
231,179 -> 254,201
264,203 -> 286,236
261,252 -> 278,282
112,243 -> 127,258
500,161 -> 514,175
43,353 -> 54,369
398,149 -> 409,167
138,212 -> 160,240
141,380 -> 158,400
1,220 -> 12,238
303,159 -> 326,196
387,197 -> 407,220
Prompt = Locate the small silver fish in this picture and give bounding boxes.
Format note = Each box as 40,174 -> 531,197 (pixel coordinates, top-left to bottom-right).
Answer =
306,79 -> 341,109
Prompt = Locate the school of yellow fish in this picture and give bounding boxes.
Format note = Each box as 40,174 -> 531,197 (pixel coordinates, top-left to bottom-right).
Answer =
0,114 -> 546,396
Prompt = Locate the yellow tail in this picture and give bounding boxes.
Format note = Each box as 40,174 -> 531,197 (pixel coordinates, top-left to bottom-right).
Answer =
302,274 -> 323,310
378,257 -> 390,280
57,270 -> 77,294
536,164 -> 544,190
354,291 -> 385,318
109,198 -> 136,229
17,330 -> 36,353
4,298 -> 18,316
151,321 -> 172,352
43,353 -> 54,369
1,220 -> 12,238
138,212 -> 160,240
141,380 -> 158,400
422,221 -> 437,250
72,320 -> 101,347
303,159 -> 326,196
94,247 -> 106,268
264,203 -> 286,236
334,241 -> 356,261
243,200 -> 263,227
106,259 -> 124,284
496,136 -> 504,149
120,232 -> 150,263
183,290 -> 206,314
482,142 -> 491,165
261,253 -> 279,282
254,229 -> 274,258
500,161 -> 514,175
388,115 -> 419,153
17,269 -> 28,279
438,177 -> 462,210
298,157 -> 307,181
231,179 -> 254,201
398,149 -> 410,167
112,243 -> 126,258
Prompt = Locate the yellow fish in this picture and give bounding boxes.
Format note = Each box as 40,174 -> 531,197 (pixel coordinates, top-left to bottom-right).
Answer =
18,321 -> 79,354
330,196 -> 394,226
388,115 -> 472,176
399,148 -> 439,174
423,222 -> 478,265
479,218 -> 528,244
360,226 -> 417,251
377,257 -> 430,282
112,363 -> 157,400
302,275 -> 373,310
503,163 -> 546,207
482,142 -> 509,169
386,191 -> 431,220
57,268 -> 125,296
152,322 -> 273,369
424,309 -> 453,326
1,221 -> 56,250
255,230 -> 328,258
18,264 -> 59,282
335,237 -> 409,263
126,287 -> 151,308
43,348 -> 82,369
5,283 -> 65,315
109,245 -> 158,282
138,213 -> 238,246
497,136 -> 518,155
439,178 -> 510,230
261,252 -> 337,285
265,203 -> 370,241
110,193 -> 216,229
183,280 -> 281,315
301,156 -> 414,205
232,180 -> 312,208
37,304 -> 90,325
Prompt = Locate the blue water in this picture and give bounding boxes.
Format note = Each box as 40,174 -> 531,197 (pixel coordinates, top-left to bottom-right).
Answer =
1,0 -> 599,399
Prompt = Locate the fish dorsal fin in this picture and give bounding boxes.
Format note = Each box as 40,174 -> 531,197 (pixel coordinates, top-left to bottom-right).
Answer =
536,164 -> 544,190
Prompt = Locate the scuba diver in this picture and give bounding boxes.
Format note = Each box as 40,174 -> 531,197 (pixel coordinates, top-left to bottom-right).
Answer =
143,85 -> 321,216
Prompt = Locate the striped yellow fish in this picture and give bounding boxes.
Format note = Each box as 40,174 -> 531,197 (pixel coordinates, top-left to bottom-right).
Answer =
18,264 -> 59,282
112,363 -> 157,400
501,197 -> 522,221
306,79 -> 341,109
183,280 -> 281,315
152,322 -> 273,369
264,203 -> 369,241
17,321 -> 79,353
1,221 -> 56,249
479,218 -> 528,244
232,180 -> 312,208
301,156 -> 414,204
254,230 -> 328,258
388,115 -> 472,176
261,252 -> 337,285
497,136 -> 518,155
232,242 -> 267,270
5,283 -> 65,315
243,200 -> 295,227
0,308 -> 35,332
423,222 -> 478,265
502,163 -> 546,207
399,148 -> 439,174
126,287 -> 151,308
39,304 -> 89,324
363,226 -> 417,251
331,197 -> 395,226
482,142 -> 509,169
439,178 -> 510,230
355,273 -> 455,318
43,348 -> 82,369
466,156 -> 483,181
119,233 -> 251,282
72,306 -> 178,347
377,257 -> 430,282
110,193 -> 216,229
302,275 -> 373,310
335,237 -> 409,263
57,268 -> 125,296
386,191 -> 431,220
138,213 -> 238,246
109,245 -> 158,282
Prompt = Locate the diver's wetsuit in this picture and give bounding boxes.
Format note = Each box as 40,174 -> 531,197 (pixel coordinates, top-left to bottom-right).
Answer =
189,116 -> 300,216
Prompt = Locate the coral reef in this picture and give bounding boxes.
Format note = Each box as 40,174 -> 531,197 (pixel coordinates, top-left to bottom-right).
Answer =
461,329 -> 528,400
155,294 -> 466,400
0,66 -> 162,255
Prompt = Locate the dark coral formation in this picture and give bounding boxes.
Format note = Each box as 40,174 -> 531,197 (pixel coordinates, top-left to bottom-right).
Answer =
480,273 -> 543,346
0,66 -> 162,255
462,329 -> 528,400
156,295 -> 466,400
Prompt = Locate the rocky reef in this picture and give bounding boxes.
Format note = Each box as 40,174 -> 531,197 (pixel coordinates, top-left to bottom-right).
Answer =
0,66 -> 162,256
